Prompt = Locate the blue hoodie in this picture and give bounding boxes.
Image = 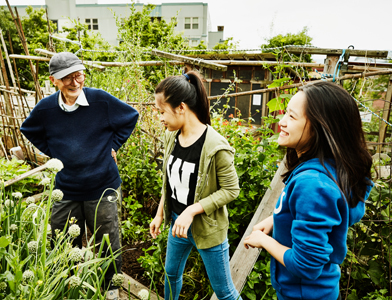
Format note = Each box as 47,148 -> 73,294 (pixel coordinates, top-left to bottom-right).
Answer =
271,158 -> 373,300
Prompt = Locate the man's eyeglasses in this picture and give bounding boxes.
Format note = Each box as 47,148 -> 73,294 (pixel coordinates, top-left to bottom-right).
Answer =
61,73 -> 86,85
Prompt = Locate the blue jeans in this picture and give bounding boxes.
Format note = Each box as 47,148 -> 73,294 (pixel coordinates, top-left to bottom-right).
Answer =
165,212 -> 242,300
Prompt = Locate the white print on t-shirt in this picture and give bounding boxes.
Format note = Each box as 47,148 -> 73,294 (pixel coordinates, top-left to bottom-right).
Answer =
167,155 -> 196,205
274,191 -> 285,215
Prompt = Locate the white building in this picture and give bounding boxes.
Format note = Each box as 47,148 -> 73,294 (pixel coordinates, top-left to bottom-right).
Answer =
6,0 -> 224,47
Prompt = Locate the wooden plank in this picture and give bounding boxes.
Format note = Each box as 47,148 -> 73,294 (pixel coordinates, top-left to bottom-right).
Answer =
284,47 -> 389,58
152,50 -> 227,71
122,272 -> 162,300
377,74 -> 392,153
9,54 -> 50,61
207,60 -> 324,68
210,159 -> 287,300
4,164 -> 47,187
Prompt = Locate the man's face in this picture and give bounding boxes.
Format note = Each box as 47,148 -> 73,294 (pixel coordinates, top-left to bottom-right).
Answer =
49,71 -> 85,104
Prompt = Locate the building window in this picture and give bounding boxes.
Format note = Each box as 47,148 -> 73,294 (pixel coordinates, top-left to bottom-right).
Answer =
192,17 -> 198,29
85,18 -> 98,30
151,17 -> 161,22
185,17 -> 198,29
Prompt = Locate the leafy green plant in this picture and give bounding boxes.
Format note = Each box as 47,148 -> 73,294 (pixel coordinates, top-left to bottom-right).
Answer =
0,159 -> 121,299
340,179 -> 392,299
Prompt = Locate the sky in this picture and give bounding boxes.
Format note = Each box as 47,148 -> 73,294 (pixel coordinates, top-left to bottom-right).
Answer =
1,0 -> 392,54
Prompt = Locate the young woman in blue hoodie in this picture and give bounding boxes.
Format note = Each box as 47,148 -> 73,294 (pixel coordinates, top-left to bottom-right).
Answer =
244,81 -> 373,300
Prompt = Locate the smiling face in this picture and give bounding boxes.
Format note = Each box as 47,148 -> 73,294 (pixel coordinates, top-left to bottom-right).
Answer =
278,91 -> 312,155
49,71 -> 85,105
155,93 -> 184,131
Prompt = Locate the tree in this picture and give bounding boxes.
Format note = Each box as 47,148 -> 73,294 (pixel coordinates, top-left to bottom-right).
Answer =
261,27 -> 313,62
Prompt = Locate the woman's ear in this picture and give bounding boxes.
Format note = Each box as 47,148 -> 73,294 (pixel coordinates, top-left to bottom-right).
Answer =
178,102 -> 186,114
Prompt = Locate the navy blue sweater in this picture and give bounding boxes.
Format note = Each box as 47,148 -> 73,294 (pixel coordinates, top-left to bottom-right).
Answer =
21,87 -> 139,201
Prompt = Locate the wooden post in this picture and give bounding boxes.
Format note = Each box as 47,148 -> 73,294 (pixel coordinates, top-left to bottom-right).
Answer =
377,74 -> 392,153
210,159 -> 287,300
323,55 -> 340,77
262,70 -> 272,118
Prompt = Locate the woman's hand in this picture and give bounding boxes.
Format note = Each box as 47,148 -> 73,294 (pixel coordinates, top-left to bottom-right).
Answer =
172,203 -> 204,238
150,215 -> 163,239
244,230 -> 268,249
252,215 -> 274,235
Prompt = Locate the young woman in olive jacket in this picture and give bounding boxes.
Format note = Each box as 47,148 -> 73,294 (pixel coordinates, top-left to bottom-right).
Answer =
150,71 -> 242,300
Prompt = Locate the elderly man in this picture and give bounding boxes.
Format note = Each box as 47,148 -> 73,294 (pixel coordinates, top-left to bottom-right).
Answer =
21,52 -> 139,300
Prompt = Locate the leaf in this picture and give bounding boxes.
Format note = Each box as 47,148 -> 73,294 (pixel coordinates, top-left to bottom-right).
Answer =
267,77 -> 291,88
267,98 -> 285,113
0,236 -> 11,248
244,290 -> 257,300
367,260 -> 383,285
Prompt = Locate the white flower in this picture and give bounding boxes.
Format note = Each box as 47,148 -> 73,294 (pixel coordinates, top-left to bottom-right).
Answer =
39,178 -> 51,186
28,241 -> 38,253
4,200 -> 14,208
69,248 -> 83,263
27,203 -> 37,208
47,224 -> 51,232
46,158 -> 64,173
0,281 -> 6,291
111,273 -> 124,286
138,289 -> 150,300
69,275 -> 81,288
9,224 -> 17,232
26,197 -> 35,205
68,224 -> 81,238
22,270 -> 34,283
51,189 -> 64,202
12,192 -> 22,199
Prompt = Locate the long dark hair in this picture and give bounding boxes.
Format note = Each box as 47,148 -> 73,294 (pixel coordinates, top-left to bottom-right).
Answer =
284,81 -> 372,208
155,71 -> 211,125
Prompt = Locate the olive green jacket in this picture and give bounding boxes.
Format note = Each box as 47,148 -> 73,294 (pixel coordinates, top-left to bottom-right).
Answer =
162,125 -> 240,249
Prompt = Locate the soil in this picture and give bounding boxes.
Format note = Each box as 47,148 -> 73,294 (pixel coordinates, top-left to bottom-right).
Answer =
121,240 -> 152,287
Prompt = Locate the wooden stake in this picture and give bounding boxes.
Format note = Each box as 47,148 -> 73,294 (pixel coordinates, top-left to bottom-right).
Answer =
377,74 -> 392,153
0,29 -> 16,88
5,1 -> 43,100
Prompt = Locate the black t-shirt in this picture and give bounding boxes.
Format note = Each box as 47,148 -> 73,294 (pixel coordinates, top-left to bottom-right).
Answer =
166,128 -> 207,215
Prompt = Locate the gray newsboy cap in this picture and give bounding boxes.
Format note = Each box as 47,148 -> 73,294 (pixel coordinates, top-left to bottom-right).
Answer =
49,52 -> 86,79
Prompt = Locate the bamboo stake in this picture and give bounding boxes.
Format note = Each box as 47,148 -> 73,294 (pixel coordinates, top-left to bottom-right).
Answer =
45,8 -> 54,53
0,29 -> 16,88
7,30 -> 30,118
5,1 -> 42,100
